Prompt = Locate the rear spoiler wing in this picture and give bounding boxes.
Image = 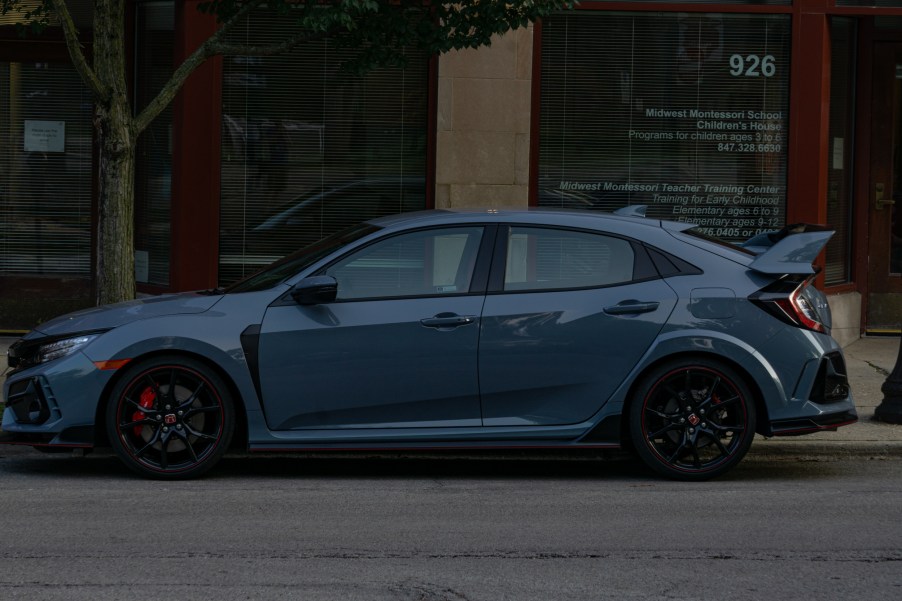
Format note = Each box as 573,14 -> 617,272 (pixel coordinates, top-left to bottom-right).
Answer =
611,208 -> 834,276
741,224 -> 834,275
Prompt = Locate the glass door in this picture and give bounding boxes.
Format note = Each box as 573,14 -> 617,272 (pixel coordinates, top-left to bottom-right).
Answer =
867,43 -> 902,333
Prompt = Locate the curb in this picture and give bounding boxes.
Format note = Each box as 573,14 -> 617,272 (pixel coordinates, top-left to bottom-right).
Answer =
746,440 -> 902,459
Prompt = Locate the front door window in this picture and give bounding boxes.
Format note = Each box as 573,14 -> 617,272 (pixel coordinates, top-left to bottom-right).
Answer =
325,227 -> 484,299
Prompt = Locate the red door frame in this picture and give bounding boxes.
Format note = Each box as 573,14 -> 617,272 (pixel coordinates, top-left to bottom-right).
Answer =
163,1 -> 223,293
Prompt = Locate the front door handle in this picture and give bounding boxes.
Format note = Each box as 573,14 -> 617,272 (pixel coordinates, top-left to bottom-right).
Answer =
604,301 -> 660,315
420,313 -> 477,329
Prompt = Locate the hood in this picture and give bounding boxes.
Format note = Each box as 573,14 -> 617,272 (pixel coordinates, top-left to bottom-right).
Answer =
32,292 -> 224,338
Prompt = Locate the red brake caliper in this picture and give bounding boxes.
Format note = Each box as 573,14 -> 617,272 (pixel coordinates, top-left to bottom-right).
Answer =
132,387 -> 156,436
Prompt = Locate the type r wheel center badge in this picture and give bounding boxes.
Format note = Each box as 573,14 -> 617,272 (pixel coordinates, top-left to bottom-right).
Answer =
687,413 -> 700,426
164,414 -> 177,425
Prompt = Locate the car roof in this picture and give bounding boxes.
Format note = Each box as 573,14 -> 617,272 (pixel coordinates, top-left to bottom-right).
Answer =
367,207 -> 675,231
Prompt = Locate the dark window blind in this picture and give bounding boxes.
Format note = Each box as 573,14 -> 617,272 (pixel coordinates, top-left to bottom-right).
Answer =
219,10 -> 429,286
0,61 -> 93,275
538,11 -> 791,243
0,0 -> 92,28
581,0 -> 790,4
134,1 -> 174,287
825,18 -> 856,286
837,1 -> 902,7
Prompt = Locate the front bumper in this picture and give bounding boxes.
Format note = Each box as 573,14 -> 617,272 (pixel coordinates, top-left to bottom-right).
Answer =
2,350 -> 112,448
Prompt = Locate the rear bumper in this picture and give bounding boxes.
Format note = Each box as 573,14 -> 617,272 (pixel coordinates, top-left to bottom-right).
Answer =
769,408 -> 858,436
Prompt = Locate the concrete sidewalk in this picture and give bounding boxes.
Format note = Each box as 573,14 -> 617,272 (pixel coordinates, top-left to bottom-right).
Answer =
1,335 -> 900,456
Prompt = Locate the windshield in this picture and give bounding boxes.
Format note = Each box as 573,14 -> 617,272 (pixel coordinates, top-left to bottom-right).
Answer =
225,223 -> 380,293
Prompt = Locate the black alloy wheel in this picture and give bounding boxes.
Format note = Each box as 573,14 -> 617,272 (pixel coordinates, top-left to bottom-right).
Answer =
106,356 -> 235,479
629,358 -> 756,481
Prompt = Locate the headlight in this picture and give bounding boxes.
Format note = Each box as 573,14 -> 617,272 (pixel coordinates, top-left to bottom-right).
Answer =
37,334 -> 101,363
8,332 -> 105,370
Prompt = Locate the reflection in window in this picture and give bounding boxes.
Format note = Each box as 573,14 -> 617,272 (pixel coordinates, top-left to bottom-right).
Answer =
219,9 -> 429,286
504,227 -> 635,291
825,18 -> 856,285
0,62 -> 93,275
134,1 -> 174,286
893,66 -> 902,274
539,11 -> 791,244
326,227 -> 483,299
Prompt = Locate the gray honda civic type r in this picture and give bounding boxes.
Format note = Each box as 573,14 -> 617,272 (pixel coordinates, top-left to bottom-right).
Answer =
2,208 -> 856,480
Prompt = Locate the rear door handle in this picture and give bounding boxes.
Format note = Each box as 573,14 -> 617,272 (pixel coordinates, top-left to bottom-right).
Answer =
603,301 -> 660,315
420,314 -> 477,329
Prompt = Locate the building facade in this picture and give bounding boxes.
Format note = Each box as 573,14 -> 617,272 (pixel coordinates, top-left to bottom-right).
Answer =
1,0 -> 901,344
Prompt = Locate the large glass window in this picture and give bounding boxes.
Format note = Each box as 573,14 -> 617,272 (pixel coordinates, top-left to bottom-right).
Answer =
584,0 -> 790,4
0,61 -> 93,275
538,11 -> 791,243
219,10 -> 429,286
838,1 -> 902,7
134,1 -> 174,287
825,18 -> 857,286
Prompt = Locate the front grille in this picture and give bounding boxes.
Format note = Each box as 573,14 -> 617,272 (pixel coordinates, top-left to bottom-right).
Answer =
7,338 -> 38,372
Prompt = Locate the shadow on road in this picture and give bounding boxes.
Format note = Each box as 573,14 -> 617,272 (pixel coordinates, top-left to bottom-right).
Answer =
0,447 -> 856,482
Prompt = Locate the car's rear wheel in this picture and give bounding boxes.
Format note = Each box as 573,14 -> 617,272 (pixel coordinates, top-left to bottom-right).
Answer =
106,356 -> 234,479
629,358 -> 756,481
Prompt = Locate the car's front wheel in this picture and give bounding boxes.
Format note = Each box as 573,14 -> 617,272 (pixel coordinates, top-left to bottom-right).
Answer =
106,356 -> 235,479
629,358 -> 756,481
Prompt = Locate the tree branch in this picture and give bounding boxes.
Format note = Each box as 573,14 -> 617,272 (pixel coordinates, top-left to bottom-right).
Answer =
208,29 -> 332,58
134,0 -> 333,135
48,0 -> 106,100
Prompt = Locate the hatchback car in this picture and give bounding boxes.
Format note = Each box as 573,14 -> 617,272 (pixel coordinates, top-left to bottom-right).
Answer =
2,208 -> 856,480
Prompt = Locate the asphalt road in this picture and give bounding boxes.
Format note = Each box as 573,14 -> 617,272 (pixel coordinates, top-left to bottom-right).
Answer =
0,449 -> 899,601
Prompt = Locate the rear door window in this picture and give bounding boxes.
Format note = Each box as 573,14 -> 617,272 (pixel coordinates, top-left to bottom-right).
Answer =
503,227 -> 635,291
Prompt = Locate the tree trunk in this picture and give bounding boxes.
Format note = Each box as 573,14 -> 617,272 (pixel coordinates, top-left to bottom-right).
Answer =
95,103 -> 136,306
93,0 -> 135,306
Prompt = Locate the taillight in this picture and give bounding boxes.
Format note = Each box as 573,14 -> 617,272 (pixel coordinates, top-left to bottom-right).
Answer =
751,276 -> 829,333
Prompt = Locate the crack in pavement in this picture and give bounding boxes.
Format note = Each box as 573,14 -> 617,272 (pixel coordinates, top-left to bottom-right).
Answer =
866,361 -> 891,377
390,579 -> 472,601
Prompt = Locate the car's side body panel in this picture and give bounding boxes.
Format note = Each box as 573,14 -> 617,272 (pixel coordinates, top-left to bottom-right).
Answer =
479,280 -> 678,426
257,295 -> 486,430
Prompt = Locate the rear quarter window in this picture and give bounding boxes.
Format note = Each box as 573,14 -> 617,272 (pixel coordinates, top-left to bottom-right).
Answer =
504,227 -> 636,291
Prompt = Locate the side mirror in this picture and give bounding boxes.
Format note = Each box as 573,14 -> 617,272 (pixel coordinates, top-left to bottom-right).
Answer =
289,276 -> 338,305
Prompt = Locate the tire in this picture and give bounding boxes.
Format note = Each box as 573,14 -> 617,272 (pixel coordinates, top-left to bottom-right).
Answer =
629,358 -> 756,481
106,356 -> 235,479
